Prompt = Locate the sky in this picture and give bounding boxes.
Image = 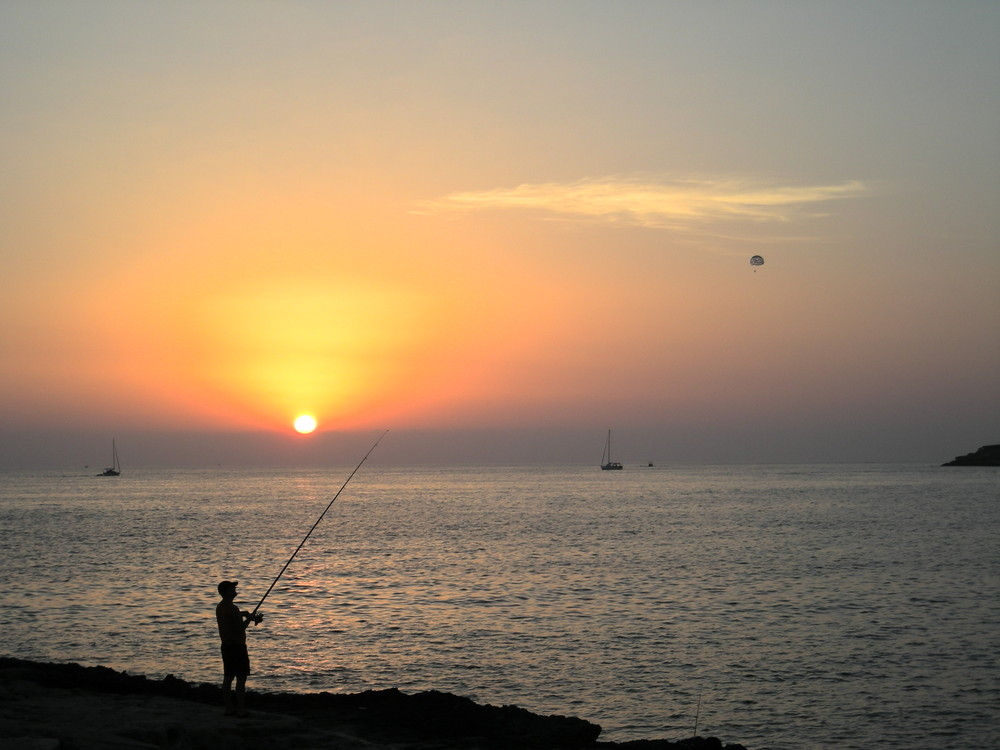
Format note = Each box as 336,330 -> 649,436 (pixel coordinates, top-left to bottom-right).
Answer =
2,1 -> 998,467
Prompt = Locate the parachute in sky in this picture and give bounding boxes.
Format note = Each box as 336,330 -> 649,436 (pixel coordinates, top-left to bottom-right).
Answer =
750,255 -> 765,268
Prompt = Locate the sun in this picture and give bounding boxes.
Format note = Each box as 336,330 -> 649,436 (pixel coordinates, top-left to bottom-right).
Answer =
293,414 -> 317,434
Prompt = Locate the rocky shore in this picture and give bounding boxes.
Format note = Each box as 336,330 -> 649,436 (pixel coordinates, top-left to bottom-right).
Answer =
0,657 -> 750,750
942,444 -> 1000,466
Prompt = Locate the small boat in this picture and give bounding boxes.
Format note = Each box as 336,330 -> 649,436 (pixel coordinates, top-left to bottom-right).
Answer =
98,439 -> 121,476
601,430 -> 623,470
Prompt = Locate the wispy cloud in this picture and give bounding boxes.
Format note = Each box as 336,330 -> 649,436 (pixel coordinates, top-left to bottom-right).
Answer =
419,176 -> 869,230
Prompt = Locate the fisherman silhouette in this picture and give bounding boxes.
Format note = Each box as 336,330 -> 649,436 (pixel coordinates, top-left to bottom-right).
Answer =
215,580 -> 263,716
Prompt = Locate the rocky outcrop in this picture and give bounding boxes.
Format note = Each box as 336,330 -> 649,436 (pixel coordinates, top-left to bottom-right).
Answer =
0,657 -> 750,750
942,444 -> 1000,466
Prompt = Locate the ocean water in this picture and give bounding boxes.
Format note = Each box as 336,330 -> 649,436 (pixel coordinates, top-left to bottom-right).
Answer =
1,463 -> 997,749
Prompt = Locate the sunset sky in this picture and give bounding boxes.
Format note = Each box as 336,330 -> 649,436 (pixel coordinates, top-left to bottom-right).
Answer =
2,1 -> 998,467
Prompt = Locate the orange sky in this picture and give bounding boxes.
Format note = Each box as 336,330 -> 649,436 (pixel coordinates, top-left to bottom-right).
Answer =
1,2 -> 997,465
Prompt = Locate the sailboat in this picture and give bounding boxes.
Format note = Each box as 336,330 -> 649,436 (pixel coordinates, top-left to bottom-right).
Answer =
98,439 -> 121,476
601,429 -> 623,470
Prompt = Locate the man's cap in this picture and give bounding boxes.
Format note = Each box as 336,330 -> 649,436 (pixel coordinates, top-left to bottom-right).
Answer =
218,580 -> 238,595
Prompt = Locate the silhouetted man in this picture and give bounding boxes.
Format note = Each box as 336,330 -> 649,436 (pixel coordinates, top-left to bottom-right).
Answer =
215,580 -> 262,716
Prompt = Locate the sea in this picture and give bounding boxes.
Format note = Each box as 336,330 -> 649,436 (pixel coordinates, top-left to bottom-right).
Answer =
1,463 -> 997,750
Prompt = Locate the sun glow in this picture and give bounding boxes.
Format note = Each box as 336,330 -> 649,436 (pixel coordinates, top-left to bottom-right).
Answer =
294,415 -> 317,434
84,196 -> 578,433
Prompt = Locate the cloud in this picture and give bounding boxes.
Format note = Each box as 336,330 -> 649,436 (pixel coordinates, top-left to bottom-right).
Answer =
420,176 -> 869,230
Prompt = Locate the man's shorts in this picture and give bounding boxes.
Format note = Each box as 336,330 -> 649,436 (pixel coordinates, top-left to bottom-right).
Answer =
221,643 -> 251,678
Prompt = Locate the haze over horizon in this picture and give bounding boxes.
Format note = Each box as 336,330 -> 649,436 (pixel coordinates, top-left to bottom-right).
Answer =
2,2 -> 998,469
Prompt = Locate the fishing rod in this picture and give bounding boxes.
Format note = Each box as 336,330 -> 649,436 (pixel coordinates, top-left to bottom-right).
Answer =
250,430 -> 388,619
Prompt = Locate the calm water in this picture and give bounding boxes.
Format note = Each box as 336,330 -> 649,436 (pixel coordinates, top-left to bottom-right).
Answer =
1,463 -> 997,749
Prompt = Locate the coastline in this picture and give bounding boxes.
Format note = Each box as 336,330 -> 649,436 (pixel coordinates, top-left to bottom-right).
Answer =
941,444 -> 1000,466
0,657 -> 750,750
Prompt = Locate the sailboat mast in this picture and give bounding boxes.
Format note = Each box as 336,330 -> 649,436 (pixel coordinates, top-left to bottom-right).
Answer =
601,428 -> 623,470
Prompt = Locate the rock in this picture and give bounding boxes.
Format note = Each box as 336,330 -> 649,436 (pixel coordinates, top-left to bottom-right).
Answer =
942,444 -> 1000,466
0,658 -> 600,749
0,657 -> 752,749
595,737 -> 747,750
1,740 -> 61,750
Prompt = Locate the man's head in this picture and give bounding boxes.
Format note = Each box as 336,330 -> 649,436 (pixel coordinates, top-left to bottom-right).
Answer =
218,580 -> 238,598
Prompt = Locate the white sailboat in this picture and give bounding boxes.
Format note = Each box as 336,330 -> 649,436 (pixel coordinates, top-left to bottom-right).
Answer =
98,439 -> 121,476
601,430 -> 623,470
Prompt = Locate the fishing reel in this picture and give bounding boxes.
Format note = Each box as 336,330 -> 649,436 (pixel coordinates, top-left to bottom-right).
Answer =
248,611 -> 264,625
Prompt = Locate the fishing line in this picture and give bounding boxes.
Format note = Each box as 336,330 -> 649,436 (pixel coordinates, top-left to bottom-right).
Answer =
250,430 -> 388,617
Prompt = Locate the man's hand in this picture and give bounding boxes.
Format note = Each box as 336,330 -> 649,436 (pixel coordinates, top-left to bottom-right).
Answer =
239,610 -> 263,627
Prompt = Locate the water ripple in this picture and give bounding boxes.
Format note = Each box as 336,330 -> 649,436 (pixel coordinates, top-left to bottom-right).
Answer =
1,464 -> 998,749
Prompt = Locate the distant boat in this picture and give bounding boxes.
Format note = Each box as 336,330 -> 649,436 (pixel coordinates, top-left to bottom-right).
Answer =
601,430 -> 623,471
98,439 -> 121,476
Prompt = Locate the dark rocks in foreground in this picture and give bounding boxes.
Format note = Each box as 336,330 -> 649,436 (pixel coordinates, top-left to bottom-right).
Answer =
596,741 -> 743,750
942,444 -> 1000,466
0,657 -> 749,749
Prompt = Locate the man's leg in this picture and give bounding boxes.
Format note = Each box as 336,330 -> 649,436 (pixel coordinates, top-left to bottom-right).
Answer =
222,673 -> 236,714
235,675 -> 247,716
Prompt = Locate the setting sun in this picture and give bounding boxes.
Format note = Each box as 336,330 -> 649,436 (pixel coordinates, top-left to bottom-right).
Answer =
293,415 -> 317,434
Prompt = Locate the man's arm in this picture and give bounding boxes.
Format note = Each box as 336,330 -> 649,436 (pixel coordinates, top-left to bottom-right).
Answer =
240,609 -> 264,627
218,603 -> 247,642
